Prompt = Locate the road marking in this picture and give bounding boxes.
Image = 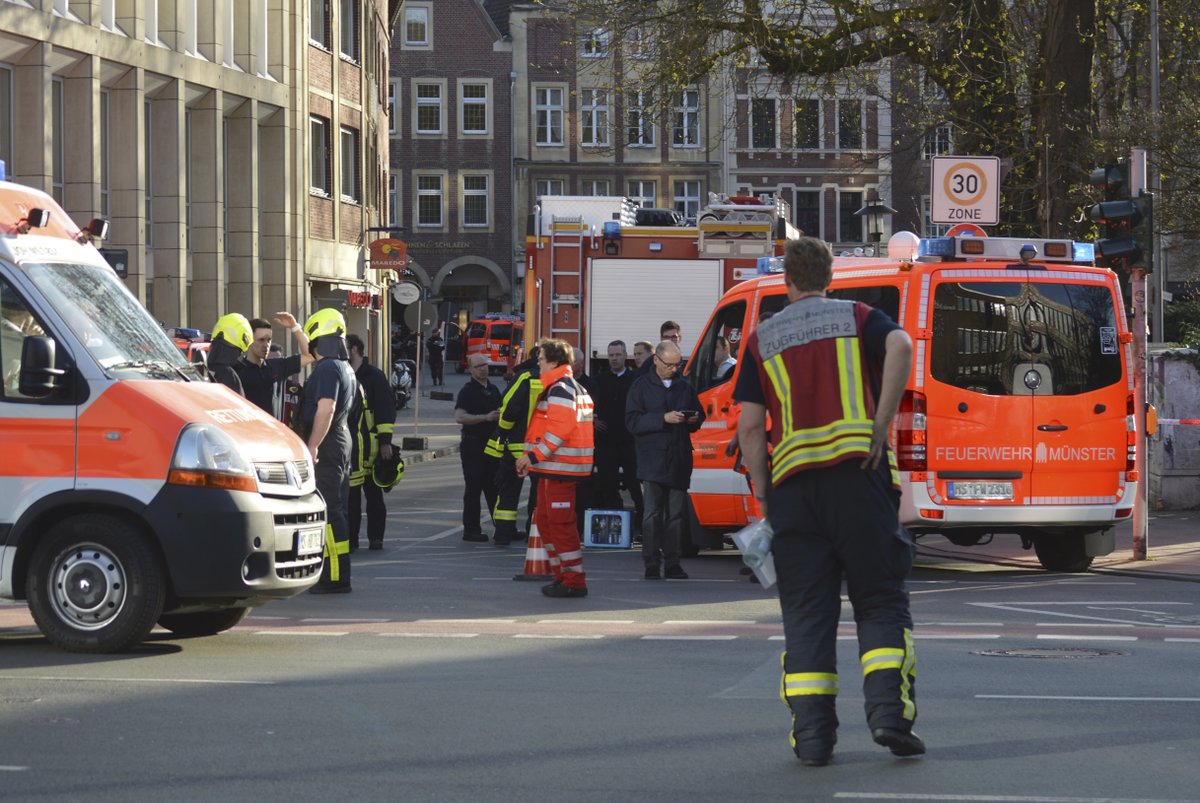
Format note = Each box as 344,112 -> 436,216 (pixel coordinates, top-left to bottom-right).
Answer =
378,633 -> 479,638
376,576 -> 442,580
970,601 -> 1192,628
536,619 -> 634,624
0,675 -> 274,686
917,622 -> 1005,627
915,634 -> 1002,640
416,618 -> 517,624
513,634 -> 605,640
0,766 -> 30,772
1164,638 -> 1200,643
1035,622 -> 1134,627
662,619 -> 757,625
1035,634 -> 1137,641
641,635 -> 738,641
837,793 -> 1185,801
978,694 -> 1200,703
253,631 -> 348,637
300,618 -> 389,623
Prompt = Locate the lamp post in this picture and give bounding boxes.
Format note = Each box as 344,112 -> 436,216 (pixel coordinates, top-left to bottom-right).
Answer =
854,190 -> 898,252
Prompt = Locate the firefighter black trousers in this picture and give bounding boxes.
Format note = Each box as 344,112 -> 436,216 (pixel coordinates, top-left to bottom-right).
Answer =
348,479 -> 386,547
461,435 -> 498,537
768,460 -> 915,758
315,448 -> 352,588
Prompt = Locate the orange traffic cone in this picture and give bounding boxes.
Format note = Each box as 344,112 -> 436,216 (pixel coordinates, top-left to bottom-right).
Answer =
513,523 -> 554,581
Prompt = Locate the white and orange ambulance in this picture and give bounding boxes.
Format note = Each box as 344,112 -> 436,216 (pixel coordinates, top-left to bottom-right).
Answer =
0,178 -> 327,652
685,233 -> 1134,572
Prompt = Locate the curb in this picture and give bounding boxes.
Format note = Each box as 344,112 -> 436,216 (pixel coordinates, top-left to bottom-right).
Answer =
399,444 -> 460,465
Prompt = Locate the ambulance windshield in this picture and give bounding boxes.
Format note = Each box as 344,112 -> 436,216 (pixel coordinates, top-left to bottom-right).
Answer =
25,263 -> 197,378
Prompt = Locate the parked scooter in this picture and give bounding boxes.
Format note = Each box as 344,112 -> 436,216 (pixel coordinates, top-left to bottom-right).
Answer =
391,358 -> 415,410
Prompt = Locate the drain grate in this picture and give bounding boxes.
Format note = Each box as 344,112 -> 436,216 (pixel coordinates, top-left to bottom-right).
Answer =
973,647 -> 1127,659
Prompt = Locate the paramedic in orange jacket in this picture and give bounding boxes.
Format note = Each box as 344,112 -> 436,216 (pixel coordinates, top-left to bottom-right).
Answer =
515,338 -> 595,598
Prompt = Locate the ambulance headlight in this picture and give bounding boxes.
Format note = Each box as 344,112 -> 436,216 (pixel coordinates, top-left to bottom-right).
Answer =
167,424 -> 259,493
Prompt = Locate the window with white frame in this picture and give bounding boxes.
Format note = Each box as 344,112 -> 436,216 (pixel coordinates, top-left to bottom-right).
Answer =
673,180 -> 701,221
388,82 -> 397,135
838,190 -> 863,242
388,172 -> 399,227
416,173 -> 443,226
51,79 -> 64,205
921,123 -> 953,159
580,89 -> 608,147
461,173 -> 489,227
581,28 -> 608,58
404,5 -> 430,48
794,99 -> 820,149
310,115 -> 330,195
922,196 -> 949,237
672,90 -> 699,147
309,0 -> 328,47
581,179 -> 610,196
626,27 -> 649,58
461,82 -> 488,135
751,98 -> 776,149
838,99 -> 863,149
535,178 -> 565,200
627,180 -> 656,208
794,190 -> 820,238
415,82 -> 443,134
535,87 -> 564,146
340,126 -> 359,202
339,0 -> 359,61
626,91 -> 654,147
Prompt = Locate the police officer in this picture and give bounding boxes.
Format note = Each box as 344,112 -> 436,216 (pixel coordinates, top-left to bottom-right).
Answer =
734,236 -> 921,766
300,308 -> 359,594
208,313 -> 252,395
455,352 -> 501,542
346,333 -> 397,551
485,346 -> 541,547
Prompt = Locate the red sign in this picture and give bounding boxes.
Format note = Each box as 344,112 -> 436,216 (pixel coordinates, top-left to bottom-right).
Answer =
346,290 -> 372,308
945,223 -> 988,238
369,238 -> 407,270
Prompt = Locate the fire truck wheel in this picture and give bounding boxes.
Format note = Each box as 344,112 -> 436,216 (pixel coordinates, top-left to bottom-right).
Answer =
157,607 -> 250,637
1032,531 -> 1094,573
27,514 -> 166,653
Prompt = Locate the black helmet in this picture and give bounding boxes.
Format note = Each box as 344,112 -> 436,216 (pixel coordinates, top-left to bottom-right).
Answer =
372,451 -> 405,491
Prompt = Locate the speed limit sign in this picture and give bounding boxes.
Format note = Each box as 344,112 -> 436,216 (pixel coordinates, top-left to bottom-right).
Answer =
931,156 -> 1000,225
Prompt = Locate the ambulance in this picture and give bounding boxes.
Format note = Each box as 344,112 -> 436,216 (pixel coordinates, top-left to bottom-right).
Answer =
685,232 -> 1135,572
0,178 -> 327,652
458,313 -> 524,375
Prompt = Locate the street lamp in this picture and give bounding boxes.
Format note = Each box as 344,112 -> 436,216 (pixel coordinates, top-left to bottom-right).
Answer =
854,190 -> 898,247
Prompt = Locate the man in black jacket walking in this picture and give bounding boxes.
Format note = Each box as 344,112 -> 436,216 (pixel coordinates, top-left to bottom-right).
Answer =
346,334 -> 397,551
626,340 -> 705,579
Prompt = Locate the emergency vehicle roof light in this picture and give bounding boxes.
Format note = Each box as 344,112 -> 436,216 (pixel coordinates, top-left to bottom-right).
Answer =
602,221 -> 621,239
919,236 -> 1087,263
917,238 -> 956,258
1073,242 -> 1096,262
757,256 -> 784,275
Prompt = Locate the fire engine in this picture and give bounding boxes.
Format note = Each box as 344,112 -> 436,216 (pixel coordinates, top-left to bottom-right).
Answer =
459,312 -> 525,375
522,194 -> 801,366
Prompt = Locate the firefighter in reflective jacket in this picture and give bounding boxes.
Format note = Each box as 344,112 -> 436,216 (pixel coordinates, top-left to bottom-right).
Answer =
346,334 -> 397,551
733,237 -> 923,766
485,346 -> 542,547
515,338 -> 594,598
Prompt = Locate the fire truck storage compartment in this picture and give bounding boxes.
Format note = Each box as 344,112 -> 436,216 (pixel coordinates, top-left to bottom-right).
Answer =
587,259 -> 723,360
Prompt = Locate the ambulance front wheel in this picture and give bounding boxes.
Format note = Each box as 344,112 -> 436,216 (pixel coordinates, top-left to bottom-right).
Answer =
1032,531 -> 1093,573
27,514 -> 166,653
158,607 -> 250,637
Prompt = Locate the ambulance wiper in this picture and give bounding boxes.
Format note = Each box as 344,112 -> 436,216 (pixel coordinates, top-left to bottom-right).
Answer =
104,359 -> 193,381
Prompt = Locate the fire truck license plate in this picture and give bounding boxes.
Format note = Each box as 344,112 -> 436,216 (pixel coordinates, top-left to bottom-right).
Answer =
295,527 -> 325,556
948,481 -> 1013,501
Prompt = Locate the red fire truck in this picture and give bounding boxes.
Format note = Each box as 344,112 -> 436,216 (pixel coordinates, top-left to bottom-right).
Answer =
521,194 -> 801,366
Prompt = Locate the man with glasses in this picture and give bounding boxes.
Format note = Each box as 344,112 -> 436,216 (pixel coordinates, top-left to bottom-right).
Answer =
455,353 -> 502,542
625,340 -> 704,579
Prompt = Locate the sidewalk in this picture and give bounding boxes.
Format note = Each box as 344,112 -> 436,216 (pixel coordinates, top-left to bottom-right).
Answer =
915,511 -> 1200,583
391,368 -> 470,464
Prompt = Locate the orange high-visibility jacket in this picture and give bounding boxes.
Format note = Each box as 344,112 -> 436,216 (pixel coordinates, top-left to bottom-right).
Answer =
525,363 -> 594,478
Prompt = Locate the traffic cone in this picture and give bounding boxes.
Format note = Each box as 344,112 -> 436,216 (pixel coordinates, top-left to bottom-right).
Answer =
513,523 -> 554,581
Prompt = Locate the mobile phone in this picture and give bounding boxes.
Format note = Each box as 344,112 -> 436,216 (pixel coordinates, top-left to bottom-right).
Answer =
678,410 -> 700,417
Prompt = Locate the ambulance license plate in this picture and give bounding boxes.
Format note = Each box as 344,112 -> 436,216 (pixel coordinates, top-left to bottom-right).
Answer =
948,481 -> 1013,501
295,526 -> 325,557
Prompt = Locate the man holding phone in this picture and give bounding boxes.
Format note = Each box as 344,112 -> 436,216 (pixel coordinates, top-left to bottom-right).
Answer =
626,340 -> 705,579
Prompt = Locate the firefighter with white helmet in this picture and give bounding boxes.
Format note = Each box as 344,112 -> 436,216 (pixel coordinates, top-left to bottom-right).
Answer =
299,308 -> 359,594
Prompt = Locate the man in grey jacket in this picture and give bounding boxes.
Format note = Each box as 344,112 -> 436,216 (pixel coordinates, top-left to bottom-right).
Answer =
625,340 -> 705,579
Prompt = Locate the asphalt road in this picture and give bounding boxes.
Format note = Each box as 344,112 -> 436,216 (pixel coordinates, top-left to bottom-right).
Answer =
3,457 -> 1200,802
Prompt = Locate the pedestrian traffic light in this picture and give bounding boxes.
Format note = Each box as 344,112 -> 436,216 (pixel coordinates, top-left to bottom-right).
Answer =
1087,163 -> 1152,272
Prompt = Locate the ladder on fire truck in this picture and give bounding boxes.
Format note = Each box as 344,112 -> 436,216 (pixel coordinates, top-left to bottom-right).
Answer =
548,215 -> 586,343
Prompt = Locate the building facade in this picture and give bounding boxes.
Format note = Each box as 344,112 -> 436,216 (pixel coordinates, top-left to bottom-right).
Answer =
0,0 -> 394,355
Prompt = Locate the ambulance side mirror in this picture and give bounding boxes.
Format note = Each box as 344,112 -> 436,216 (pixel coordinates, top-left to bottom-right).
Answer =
19,336 -> 66,398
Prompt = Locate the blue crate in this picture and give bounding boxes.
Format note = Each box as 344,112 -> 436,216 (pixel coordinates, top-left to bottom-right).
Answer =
583,509 -> 631,549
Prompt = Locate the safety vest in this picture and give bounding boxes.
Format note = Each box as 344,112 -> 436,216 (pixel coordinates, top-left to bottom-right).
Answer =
525,363 -> 594,478
750,296 -> 897,488
349,368 -> 394,487
485,370 -> 542,458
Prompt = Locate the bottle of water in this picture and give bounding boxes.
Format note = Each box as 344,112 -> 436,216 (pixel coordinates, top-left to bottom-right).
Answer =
738,518 -> 774,569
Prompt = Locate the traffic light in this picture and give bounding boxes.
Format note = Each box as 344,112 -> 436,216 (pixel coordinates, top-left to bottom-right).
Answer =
1087,163 -> 1152,271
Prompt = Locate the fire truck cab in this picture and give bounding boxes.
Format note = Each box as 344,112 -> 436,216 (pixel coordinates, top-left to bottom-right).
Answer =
685,232 -> 1135,572
458,313 -> 524,375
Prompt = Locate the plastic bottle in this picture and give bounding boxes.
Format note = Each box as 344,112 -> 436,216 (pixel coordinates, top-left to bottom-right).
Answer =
737,518 -> 774,569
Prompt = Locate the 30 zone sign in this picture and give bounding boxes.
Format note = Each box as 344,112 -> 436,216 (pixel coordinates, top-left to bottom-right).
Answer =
931,156 -> 1000,226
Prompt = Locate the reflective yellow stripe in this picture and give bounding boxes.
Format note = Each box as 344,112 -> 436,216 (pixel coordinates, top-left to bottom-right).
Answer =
837,337 -> 867,423
861,647 -> 905,676
323,525 -> 350,582
772,435 -> 873,483
494,509 -> 517,522
901,628 -> 917,720
763,352 -> 792,434
782,671 -> 839,697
